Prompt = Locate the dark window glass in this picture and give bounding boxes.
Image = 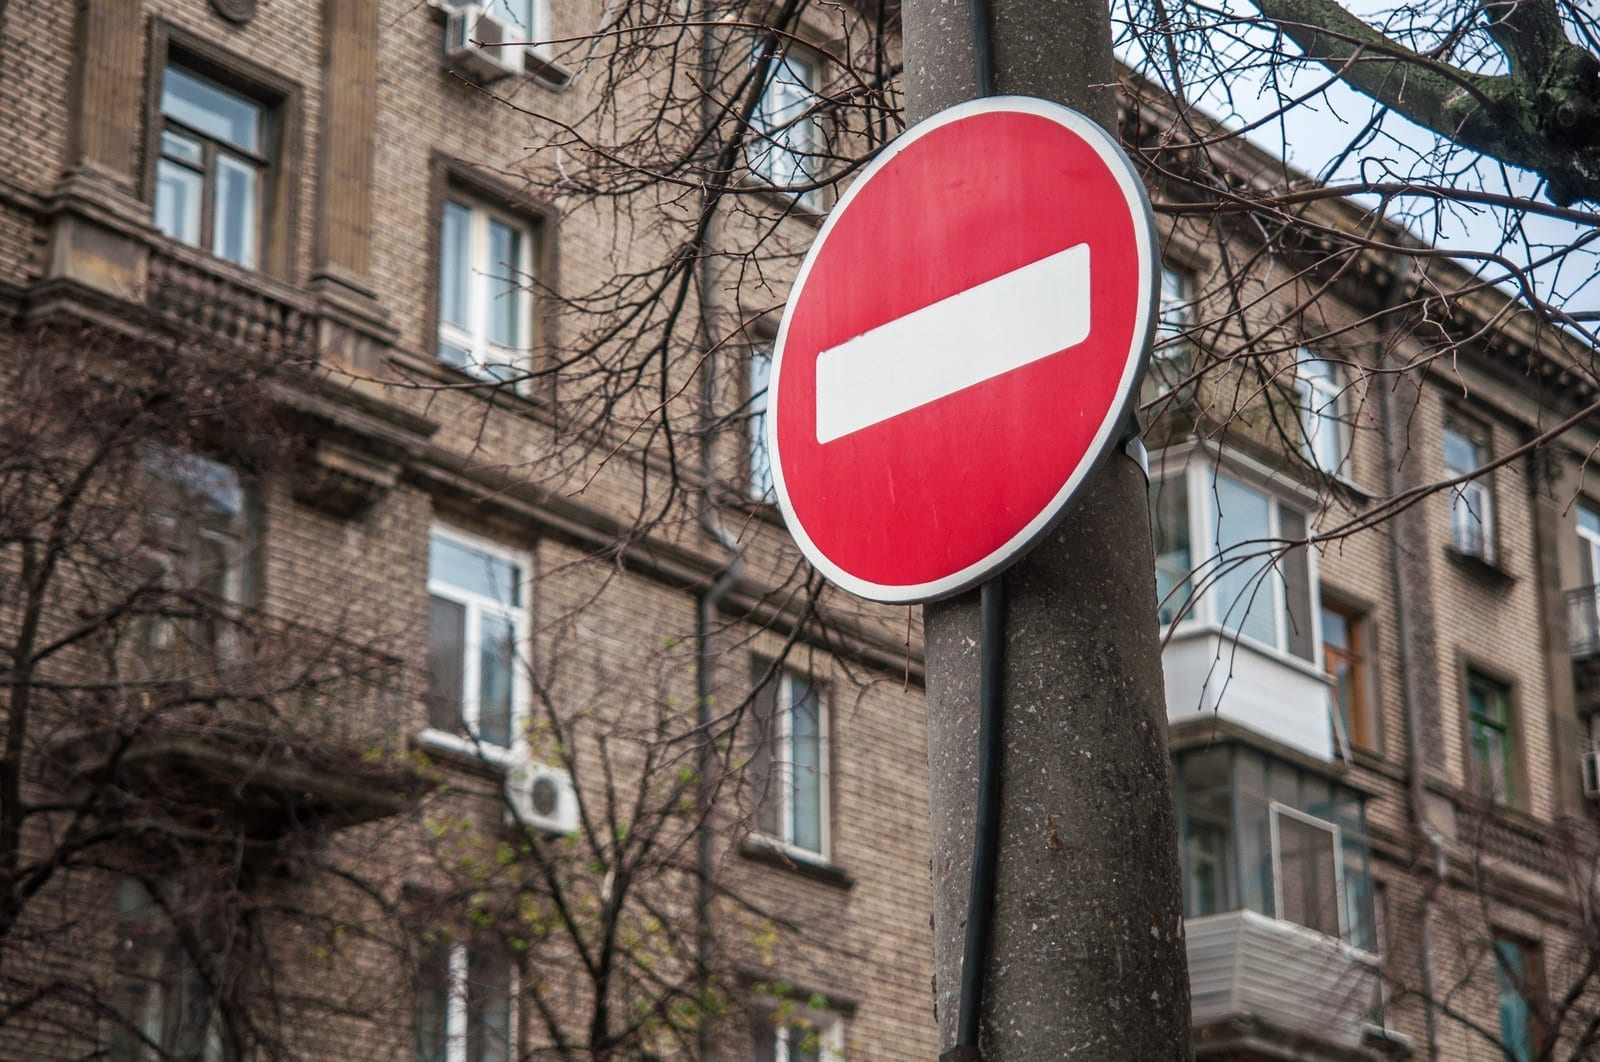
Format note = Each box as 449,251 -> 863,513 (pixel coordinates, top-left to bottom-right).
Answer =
428,595 -> 467,733
1468,672 -> 1515,807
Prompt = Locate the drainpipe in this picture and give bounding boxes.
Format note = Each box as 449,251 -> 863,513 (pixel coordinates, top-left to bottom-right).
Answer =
694,539 -> 741,1061
1377,251 -> 1446,1062
692,18 -> 746,1059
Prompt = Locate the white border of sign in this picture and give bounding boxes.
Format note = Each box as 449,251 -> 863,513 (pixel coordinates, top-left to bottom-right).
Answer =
768,95 -> 1159,604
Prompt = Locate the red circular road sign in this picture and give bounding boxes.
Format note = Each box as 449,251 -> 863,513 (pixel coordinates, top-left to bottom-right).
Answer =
768,95 -> 1157,604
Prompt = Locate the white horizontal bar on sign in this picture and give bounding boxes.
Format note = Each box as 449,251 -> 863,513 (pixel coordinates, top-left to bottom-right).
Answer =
813,243 -> 1092,444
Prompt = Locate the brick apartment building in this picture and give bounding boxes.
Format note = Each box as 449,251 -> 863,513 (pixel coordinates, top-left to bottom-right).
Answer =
1,0 -> 1598,1060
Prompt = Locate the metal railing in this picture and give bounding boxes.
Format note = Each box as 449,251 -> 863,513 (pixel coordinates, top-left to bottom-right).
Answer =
126,604 -> 414,755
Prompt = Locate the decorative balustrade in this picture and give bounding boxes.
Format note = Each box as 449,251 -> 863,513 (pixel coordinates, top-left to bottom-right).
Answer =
146,246 -> 313,351
1458,808 -> 1553,875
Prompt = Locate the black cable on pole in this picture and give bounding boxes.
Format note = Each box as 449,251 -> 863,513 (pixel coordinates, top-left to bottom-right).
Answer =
947,11 -> 997,1060
948,577 -> 1004,1060
968,0 -> 994,98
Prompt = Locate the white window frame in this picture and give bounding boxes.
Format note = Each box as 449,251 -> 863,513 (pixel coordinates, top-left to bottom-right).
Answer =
437,194 -> 536,384
759,671 -> 831,862
1295,350 -> 1349,476
1575,504 -> 1600,648
1155,457 -> 1323,666
1578,503 -> 1600,584
748,340 -> 775,502
1268,802 -> 1347,942
424,524 -> 531,763
483,0 -> 552,61
1147,264 -> 1194,394
749,44 -> 822,209
760,1008 -> 844,1062
1443,422 -> 1495,562
439,941 -> 518,1062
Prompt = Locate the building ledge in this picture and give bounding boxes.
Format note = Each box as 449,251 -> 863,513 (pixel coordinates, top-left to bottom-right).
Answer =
739,834 -> 855,890
1195,1014 -> 1412,1061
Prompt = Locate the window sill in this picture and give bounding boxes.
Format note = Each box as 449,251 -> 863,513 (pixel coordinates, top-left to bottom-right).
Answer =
739,834 -> 853,890
737,176 -> 827,224
523,50 -> 574,90
1349,745 -> 1391,774
1444,545 -> 1515,587
387,346 -> 556,419
413,728 -> 516,779
1323,469 -> 1372,502
726,490 -> 786,528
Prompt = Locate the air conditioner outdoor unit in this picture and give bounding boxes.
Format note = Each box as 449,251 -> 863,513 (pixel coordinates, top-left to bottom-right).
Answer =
1584,749 -> 1600,800
444,4 -> 524,82
505,760 -> 579,834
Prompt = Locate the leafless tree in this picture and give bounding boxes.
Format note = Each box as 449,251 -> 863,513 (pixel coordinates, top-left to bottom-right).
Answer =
0,321 -> 421,1059
397,0 -> 1600,1057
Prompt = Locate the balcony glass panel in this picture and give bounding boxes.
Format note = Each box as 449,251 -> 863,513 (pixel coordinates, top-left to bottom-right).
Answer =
1173,744 -> 1374,949
1212,475 -> 1278,647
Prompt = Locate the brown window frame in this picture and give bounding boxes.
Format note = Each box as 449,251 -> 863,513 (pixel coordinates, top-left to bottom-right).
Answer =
142,21 -> 303,279
1492,931 -> 1546,1060
1321,597 -> 1377,755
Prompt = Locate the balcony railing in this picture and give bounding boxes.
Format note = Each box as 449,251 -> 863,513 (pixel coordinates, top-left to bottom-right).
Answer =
58,608 -> 423,834
1568,585 -> 1600,656
146,245 -> 313,351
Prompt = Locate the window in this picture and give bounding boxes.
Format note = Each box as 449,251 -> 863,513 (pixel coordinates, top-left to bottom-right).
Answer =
751,1005 -> 843,1062
750,663 -> 828,859
438,196 -> 535,382
1494,934 -> 1543,1062
142,448 -> 250,660
749,46 -> 821,207
1578,503 -> 1600,589
1572,504 -> 1600,653
1467,670 -> 1516,807
1444,423 -> 1495,561
1172,745 -> 1375,950
1322,601 -> 1375,753
1211,473 -> 1314,659
112,880 -> 227,1062
155,65 -> 267,269
1151,465 -> 1315,661
426,528 -> 528,755
1296,351 -> 1349,475
748,340 -> 775,502
416,935 -> 515,1062
484,0 -> 540,43
1145,265 -> 1194,395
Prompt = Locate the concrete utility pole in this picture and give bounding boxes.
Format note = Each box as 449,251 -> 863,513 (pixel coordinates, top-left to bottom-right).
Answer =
903,2 -> 1194,1057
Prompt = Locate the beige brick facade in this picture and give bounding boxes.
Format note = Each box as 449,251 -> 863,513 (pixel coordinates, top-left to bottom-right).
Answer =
3,2 -> 1599,1060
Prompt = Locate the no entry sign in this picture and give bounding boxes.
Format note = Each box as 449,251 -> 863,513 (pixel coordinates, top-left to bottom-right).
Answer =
768,96 -> 1158,604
